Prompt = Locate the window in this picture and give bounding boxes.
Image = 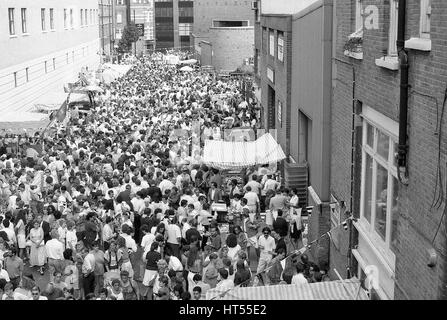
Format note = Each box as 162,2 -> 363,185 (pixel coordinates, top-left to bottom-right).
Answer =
26,68 -> 29,82
179,23 -> 192,36
80,9 -> 84,26
41,8 -> 46,31
179,6 -> 193,17
50,8 -> 54,30
14,72 -> 18,87
269,30 -> 275,57
262,27 -> 267,53
298,111 -> 312,163
278,101 -> 282,126
360,111 -> 399,256
53,58 -> 56,70
90,9 -> 93,25
212,20 -> 248,28
355,0 -> 363,31
64,9 -> 68,29
20,9 -> 27,34
267,85 -> 276,130
70,9 -> 74,28
420,0 -> 431,38
8,8 -> 15,35
388,0 -> 398,57
277,32 -> 284,62
117,13 -> 122,23
66,53 -> 69,64
45,61 -> 48,73
85,9 -> 88,27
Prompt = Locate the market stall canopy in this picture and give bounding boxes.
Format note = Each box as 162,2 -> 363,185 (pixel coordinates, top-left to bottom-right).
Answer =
100,63 -> 132,84
83,85 -> 104,93
0,112 -> 50,135
69,92 -> 91,104
206,279 -> 368,300
178,59 -> 198,65
179,66 -> 194,72
164,54 -> 180,65
32,91 -> 69,113
203,133 -> 286,170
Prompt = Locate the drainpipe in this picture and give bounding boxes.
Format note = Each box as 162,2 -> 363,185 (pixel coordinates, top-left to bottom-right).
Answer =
333,57 -> 356,278
397,0 -> 409,185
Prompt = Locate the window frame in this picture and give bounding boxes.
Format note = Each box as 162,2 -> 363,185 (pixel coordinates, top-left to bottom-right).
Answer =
50,8 -> 55,30
9,8 -> 16,36
21,8 -> 27,34
41,8 -> 46,32
277,32 -> 284,62
64,9 -> 68,29
359,109 -> 398,266
269,29 -> 275,57
388,0 -> 399,57
355,0 -> 363,31
420,0 -> 431,39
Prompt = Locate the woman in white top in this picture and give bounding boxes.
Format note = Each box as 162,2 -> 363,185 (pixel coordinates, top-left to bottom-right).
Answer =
108,279 -> 124,300
288,188 -> 302,247
14,210 -> 27,259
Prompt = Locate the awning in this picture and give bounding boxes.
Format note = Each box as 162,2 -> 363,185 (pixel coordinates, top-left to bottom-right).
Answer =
206,279 -> 369,300
179,59 -> 198,65
179,66 -> 194,72
203,133 -> 286,170
33,91 -> 69,112
0,112 -> 50,135
100,64 -> 132,84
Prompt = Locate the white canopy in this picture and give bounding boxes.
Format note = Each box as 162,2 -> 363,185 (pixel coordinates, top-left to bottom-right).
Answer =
179,66 -> 194,72
33,91 -> 69,112
0,112 -> 50,135
203,133 -> 286,170
100,64 -> 132,84
179,59 -> 198,65
164,54 -> 180,65
206,279 -> 369,300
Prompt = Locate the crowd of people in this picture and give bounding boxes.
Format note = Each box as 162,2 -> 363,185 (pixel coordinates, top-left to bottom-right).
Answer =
0,51 -> 329,301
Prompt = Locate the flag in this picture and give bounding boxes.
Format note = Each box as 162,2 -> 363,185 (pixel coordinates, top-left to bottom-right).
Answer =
56,100 -> 68,122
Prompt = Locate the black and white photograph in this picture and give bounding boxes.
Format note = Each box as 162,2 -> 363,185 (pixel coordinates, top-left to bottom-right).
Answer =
0,0 -> 445,306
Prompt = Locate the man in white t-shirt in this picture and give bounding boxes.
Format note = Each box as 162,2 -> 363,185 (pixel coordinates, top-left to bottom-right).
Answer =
291,264 -> 309,286
256,227 -> 276,285
166,217 -> 182,260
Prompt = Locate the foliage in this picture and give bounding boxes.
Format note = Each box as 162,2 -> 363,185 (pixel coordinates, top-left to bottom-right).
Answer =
344,37 -> 363,53
117,23 -> 140,54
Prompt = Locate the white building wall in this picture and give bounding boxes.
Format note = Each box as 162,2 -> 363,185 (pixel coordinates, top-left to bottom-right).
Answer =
0,0 -> 100,113
261,0 -> 320,15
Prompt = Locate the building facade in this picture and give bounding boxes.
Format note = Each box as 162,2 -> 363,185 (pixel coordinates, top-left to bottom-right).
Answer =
99,0 -> 115,62
331,0 -> 447,300
115,0 -> 128,41
154,0 -> 193,50
192,0 -> 254,71
255,0 -> 333,226
0,0 -> 100,114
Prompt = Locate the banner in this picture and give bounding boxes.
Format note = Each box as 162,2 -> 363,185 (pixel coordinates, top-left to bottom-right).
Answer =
224,128 -> 255,142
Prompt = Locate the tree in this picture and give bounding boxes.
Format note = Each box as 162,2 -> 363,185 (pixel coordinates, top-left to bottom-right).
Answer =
117,23 -> 140,54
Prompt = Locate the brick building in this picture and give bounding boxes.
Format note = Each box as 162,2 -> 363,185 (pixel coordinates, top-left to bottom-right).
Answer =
255,0 -> 333,217
330,0 -> 447,299
192,0 -> 254,72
